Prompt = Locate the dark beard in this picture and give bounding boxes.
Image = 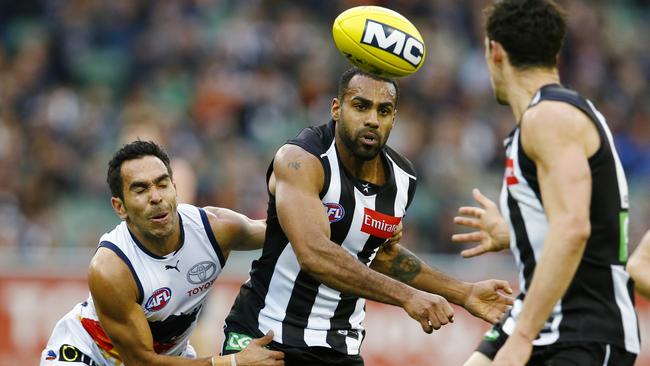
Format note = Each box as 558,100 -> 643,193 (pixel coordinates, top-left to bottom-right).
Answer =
337,117 -> 383,161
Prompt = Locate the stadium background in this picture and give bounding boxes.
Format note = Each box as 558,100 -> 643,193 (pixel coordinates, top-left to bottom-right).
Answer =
0,0 -> 648,365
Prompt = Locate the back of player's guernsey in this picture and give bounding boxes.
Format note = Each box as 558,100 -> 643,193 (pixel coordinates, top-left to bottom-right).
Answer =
500,84 -> 639,353
225,120 -> 417,355
77,203 -> 226,363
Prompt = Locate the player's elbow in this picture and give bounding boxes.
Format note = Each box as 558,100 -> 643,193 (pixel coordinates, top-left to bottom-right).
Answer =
295,249 -> 322,275
561,215 -> 591,249
292,240 -> 330,277
116,347 -> 157,366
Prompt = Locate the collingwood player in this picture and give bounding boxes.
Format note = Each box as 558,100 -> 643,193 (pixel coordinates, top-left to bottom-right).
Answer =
41,141 -> 284,366
453,1 -> 640,365
222,68 -> 514,365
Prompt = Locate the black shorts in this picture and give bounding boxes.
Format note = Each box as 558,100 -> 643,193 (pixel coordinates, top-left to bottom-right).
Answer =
477,322 -> 637,366
222,323 -> 364,366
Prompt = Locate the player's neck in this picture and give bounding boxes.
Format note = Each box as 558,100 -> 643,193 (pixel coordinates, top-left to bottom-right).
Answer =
128,217 -> 182,257
337,144 -> 387,186
505,67 -> 560,122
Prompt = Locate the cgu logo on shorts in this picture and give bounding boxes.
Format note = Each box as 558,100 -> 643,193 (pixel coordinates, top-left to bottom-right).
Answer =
505,158 -> 519,186
324,203 -> 345,223
361,19 -> 424,67
145,287 -> 172,312
361,207 -> 401,239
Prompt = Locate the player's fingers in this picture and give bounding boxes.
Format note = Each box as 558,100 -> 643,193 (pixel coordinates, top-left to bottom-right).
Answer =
458,206 -> 484,218
420,318 -> 434,333
472,188 -> 494,209
269,350 -> 284,359
451,231 -> 483,243
251,330 -> 274,346
429,315 -> 442,330
444,303 -> 455,323
494,280 -> 514,295
453,216 -> 482,229
460,245 -> 488,258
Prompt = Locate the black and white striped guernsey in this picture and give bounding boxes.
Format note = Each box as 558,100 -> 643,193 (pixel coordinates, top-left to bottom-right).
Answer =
225,120 -> 417,355
499,84 -> 640,353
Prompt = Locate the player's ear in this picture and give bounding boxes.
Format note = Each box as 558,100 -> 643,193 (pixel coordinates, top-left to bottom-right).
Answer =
111,197 -> 128,220
489,40 -> 504,64
331,98 -> 341,121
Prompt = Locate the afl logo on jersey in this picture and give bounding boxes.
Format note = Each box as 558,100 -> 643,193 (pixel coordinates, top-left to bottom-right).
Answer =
324,203 -> 345,223
187,261 -> 217,285
145,287 -> 172,312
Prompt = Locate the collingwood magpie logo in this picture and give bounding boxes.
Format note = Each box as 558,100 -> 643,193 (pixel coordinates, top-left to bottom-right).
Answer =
360,19 -> 424,67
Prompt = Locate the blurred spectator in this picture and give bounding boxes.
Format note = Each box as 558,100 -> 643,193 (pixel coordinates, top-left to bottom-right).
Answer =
0,0 -> 648,260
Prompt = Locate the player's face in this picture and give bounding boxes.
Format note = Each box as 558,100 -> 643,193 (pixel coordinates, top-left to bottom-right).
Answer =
484,37 -> 508,105
116,156 -> 178,240
333,75 -> 397,161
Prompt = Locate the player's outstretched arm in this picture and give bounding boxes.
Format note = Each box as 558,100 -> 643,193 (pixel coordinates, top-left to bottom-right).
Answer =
203,206 -> 267,255
628,230 -> 650,298
88,249 -> 284,366
452,188 -> 510,257
491,102 -> 595,366
370,243 -> 513,324
273,144 -> 454,333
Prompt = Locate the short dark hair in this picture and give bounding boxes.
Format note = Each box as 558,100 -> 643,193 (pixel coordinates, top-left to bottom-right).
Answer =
337,67 -> 400,105
485,0 -> 567,68
107,140 -> 172,200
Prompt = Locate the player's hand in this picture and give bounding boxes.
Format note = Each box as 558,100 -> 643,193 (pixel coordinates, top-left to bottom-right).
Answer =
463,280 -> 514,324
452,188 -> 510,257
402,290 -> 454,333
491,330 -> 533,366
383,221 -> 403,247
235,331 -> 285,366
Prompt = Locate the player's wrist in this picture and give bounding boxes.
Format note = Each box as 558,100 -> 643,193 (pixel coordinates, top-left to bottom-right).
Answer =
513,326 -> 536,343
211,354 -> 237,366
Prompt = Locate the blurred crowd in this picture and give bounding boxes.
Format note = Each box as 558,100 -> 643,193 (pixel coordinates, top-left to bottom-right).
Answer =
0,0 -> 649,263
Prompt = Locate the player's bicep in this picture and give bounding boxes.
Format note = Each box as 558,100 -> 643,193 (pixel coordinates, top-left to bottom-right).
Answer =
88,249 -> 155,363
521,105 -> 592,226
273,145 -> 330,252
204,206 -> 267,252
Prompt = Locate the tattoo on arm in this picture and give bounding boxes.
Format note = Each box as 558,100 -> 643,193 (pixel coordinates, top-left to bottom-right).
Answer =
386,248 -> 422,284
288,161 -> 301,170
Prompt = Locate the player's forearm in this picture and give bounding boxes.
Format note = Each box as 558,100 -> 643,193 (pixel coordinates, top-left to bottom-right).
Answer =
628,230 -> 650,298
629,263 -> 650,299
371,244 -> 472,305
296,238 -> 414,307
513,222 -> 588,340
118,349 -> 214,366
237,219 -> 267,250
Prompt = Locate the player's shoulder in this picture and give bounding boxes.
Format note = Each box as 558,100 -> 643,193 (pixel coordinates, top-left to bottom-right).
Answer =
176,203 -> 206,229
201,206 -> 245,250
526,101 -> 591,129
286,120 -> 336,157
525,84 -> 593,133
384,145 -> 417,179
89,244 -> 133,286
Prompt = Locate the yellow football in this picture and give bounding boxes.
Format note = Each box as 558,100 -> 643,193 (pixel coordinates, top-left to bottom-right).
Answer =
332,6 -> 426,78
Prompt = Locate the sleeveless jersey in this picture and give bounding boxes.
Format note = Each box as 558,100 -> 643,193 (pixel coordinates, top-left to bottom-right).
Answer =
74,203 -> 226,363
225,120 -> 417,355
500,84 -> 640,353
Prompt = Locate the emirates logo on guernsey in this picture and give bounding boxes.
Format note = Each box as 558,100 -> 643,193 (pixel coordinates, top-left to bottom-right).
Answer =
505,158 -> 519,186
361,207 -> 401,239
